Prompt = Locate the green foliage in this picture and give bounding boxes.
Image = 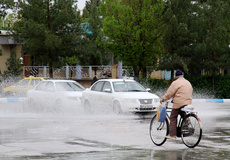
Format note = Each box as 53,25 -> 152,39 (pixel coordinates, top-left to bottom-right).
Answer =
194,0 -> 230,75
145,78 -> 169,90
138,78 -> 169,97
64,55 -> 78,66
186,75 -> 230,98
79,0 -> 110,66
0,0 -> 15,29
3,49 -> 22,78
0,0 -> 14,18
159,0 -> 230,79
214,75 -> 230,99
140,75 -> 230,98
100,0 -> 165,79
11,0 -> 82,77
159,0 -> 198,75
186,75 -> 212,90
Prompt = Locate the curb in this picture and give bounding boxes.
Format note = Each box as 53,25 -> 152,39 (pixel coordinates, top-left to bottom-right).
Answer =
0,98 -> 230,103
193,99 -> 230,103
0,98 -> 26,103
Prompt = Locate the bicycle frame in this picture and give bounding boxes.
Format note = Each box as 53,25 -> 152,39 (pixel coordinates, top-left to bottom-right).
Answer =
164,101 -> 198,137
150,100 -> 202,148
165,105 -> 184,137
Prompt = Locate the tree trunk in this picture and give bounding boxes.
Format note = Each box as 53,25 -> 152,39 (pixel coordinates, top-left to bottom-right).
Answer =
143,67 -> 147,79
49,67 -> 53,78
170,69 -> 174,84
133,66 -> 139,81
212,75 -> 215,97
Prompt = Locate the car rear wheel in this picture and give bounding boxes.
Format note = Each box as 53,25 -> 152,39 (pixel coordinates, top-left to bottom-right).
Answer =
55,100 -> 63,113
84,100 -> 92,113
25,98 -> 41,112
113,101 -> 122,114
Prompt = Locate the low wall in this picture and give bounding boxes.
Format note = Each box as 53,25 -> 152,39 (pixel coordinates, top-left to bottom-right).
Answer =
1,98 -> 230,103
75,79 -> 92,88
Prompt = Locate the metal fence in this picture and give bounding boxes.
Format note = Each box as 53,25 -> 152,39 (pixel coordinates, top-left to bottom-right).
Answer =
20,65 -> 133,79
0,65 -> 172,80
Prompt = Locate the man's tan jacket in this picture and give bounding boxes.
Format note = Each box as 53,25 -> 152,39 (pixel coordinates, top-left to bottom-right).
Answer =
162,77 -> 193,109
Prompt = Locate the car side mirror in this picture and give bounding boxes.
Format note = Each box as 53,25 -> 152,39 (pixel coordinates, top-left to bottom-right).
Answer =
104,88 -> 111,93
146,88 -> 151,92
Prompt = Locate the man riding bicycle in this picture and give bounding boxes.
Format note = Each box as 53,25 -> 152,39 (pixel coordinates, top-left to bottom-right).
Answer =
160,69 -> 193,140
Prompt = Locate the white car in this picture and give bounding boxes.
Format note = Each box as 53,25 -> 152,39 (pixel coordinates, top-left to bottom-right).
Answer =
81,79 -> 160,113
26,80 -> 85,112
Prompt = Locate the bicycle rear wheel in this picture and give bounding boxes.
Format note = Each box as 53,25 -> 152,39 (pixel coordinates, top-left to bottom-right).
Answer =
149,114 -> 169,146
181,114 -> 202,148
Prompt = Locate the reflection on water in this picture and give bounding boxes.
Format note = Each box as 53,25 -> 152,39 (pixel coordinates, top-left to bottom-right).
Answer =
151,148 -> 230,160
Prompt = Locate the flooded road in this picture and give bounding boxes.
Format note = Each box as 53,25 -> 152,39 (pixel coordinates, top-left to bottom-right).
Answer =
0,100 -> 229,159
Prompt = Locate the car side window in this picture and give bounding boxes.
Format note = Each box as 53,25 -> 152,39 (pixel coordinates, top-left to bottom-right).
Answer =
45,82 -> 55,92
91,81 -> 104,91
30,79 -> 41,86
113,82 -> 126,92
102,82 -> 111,92
18,79 -> 30,86
35,81 -> 47,91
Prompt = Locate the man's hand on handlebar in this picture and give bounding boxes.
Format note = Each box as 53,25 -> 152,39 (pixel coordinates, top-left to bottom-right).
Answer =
160,99 -> 163,104
160,99 -> 173,104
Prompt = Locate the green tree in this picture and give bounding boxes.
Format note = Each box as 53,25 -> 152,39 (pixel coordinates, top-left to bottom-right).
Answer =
196,0 -> 230,95
100,0 -> 165,79
0,0 -> 14,30
196,0 -> 230,75
11,0 -> 82,78
4,48 -> 22,77
78,0 -> 110,67
159,0 -> 199,82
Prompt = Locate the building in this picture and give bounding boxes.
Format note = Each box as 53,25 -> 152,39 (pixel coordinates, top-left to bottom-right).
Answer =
0,30 -> 22,74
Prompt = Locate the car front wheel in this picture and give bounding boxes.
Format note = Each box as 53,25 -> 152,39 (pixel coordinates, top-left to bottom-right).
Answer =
113,101 -> 122,114
84,100 -> 91,113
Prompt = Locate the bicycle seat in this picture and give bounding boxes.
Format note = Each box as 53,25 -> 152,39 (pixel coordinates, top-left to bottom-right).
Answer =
181,105 -> 196,113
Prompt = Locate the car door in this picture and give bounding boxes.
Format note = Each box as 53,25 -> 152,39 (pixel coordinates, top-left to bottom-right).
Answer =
42,81 -> 56,107
89,81 -> 104,108
31,81 -> 55,107
99,81 -> 113,109
29,81 -> 48,105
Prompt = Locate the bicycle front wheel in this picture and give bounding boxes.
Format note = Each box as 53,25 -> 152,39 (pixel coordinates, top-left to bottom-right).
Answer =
149,114 -> 169,146
181,114 -> 202,148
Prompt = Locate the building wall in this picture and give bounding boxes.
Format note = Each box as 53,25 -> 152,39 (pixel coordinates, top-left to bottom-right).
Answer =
0,44 -> 22,73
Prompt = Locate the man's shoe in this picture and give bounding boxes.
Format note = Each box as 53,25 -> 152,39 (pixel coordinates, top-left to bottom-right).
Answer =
165,135 -> 177,140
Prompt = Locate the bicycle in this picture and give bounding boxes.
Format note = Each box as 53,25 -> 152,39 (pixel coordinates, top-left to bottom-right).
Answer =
149,101 -> 202,148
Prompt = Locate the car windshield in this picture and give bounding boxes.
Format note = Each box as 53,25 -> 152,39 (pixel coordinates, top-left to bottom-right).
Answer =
113,81 -> 146,92
56,82 -> 84,91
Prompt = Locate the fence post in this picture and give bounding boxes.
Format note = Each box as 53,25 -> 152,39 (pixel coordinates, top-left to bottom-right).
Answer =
112,64 -> 118,79
76,65 -> 82,79
89,66 -> 92,78
118,61 -> 122,79
44,66 -> 47,77
22,66 -> 25,78
66,65 -> 69,79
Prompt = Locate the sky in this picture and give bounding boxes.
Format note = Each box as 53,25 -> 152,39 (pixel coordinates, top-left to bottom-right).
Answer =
77,0 -> 89,11
5,1 -> 88,14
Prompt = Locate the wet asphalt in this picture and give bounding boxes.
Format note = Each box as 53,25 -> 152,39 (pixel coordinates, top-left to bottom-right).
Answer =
0,100 -> 229,160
